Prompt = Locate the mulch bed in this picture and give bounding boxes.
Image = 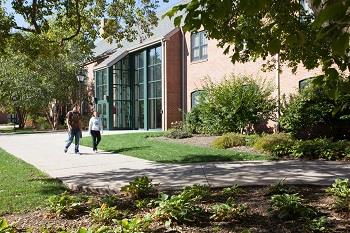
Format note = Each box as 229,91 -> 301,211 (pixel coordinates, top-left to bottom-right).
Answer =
3,185 -> 350,232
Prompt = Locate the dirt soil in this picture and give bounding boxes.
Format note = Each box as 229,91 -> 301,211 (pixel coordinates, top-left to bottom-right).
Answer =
3,186 -> 350,233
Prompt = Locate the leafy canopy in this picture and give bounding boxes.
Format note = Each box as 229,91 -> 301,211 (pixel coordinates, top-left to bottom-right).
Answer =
165,0 -> 350,72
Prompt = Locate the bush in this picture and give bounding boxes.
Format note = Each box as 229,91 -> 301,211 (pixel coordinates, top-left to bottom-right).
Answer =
165,129 -> 192,139
253,133 -> 295,154
211,133 -> 246,149
280,72 -> 350,140
186,75 -> 275,135
180,184 -> 211,202
291,139 -> 350,160
90,204 -> 126,224
48,192 -> 90,218
35,116 -> 51,130
326,178 -> 350,211
210,201 -> 248,221
120,176 -> 157,199
155,193 -> 205,224
270,193 -> 317,220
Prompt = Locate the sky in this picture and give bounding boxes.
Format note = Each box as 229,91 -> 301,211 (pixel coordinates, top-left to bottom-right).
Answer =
4,0 -> 183,28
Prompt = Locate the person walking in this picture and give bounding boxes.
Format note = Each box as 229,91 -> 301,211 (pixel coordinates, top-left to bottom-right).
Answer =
88,111 -> 103,153
64,105 -> 82,154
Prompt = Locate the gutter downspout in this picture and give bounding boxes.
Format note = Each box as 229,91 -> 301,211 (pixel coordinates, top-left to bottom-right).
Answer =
181,27 -> 185,121
276,53 -> 281,133
161,38 -> 167,131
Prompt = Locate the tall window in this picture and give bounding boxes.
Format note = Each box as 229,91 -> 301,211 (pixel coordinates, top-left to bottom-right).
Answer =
95,69 -> 108,100
112,56 -> 132,128
191,31 -> 208,62
135,51 -> 146,129
148,46 -> 162,129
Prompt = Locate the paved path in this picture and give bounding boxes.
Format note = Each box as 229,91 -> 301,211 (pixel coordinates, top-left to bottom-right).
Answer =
0,132 -> 349,192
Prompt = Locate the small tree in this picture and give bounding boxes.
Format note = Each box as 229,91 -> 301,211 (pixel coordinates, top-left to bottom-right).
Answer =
188,75 -> 275,135
280,70 -> 350,139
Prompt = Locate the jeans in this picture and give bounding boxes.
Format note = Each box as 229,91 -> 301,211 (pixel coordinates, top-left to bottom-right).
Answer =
91,130 -> 101,151
65,128 -> 81,153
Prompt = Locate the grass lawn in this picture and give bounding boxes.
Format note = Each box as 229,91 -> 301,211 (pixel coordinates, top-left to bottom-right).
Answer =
81,132 -> 268,163
0,148 -> 67,215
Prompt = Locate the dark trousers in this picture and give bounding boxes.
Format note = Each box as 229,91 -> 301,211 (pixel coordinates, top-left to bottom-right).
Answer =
91,130 -> 101,151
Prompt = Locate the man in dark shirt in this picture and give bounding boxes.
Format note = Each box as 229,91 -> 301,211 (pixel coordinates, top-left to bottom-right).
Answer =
64,105 -> 82,154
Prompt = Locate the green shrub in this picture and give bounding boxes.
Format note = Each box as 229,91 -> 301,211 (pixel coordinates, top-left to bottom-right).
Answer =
291,139 -> 350,160
210,201 -> 248,221
120,176 -> 157,199
90,204 -> 126,224
186,75 -> 275,135
222,184 -> 242,198
267,179 -> 295,196
0,218 -> 16,233
280,72 -> 350,140
155,193 -> 205,224
253,133 -> 295,154
100,195 -> 119,207
164,129 -> 192,139
307,216 -> 329,233
270,193 -> 317,220
116,215 -> 152,233
180,184 -> 211,202
35,116 -> 51,130
211,133 -> 246,149
326,178 -> 350,211
135,198 -> 157,209
48,192 -> 89,218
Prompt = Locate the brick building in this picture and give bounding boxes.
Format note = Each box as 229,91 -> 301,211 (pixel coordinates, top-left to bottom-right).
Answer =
85,16 -> 320,131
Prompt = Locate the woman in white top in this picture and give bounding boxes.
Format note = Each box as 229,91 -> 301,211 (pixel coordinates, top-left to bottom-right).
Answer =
88,111 -> 103,152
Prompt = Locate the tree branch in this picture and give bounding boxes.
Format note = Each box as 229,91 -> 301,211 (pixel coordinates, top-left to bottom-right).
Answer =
61,0 -> 82,42
31,0 -> 41,33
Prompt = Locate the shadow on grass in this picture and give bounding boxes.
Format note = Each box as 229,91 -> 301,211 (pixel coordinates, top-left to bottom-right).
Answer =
28,177 -> 68,195
159,153 -> 265,164
104,146 -> 151,154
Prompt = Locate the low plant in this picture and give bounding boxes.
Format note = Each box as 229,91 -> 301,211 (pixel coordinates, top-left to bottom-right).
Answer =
35,116 -> 51,130
120,176 -> 157,199
135,198 -> 157,209
100,195 -> 119,207
270,193 -> 316,220
222,184 -> 242,198
211,133 -> 246,149
267,179 -> 295,196
210,200 -> 248,221
90,204 -> 126,224
116,215 -> 152,233
253,133 -> 295,153
164,128 -> 192,139
307,216 -> 329,233
180,184 -> 211,202
326,178 -> 350,211
0,218 -> 16,233
76,226 -> 113,233
155,193 -> 205,224
48,192 -> 89,218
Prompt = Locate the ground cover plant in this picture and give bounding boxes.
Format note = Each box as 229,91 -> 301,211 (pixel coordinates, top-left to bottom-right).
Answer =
2,177 -> 350,232
80,132 -> 268,163
0,148 -> 66,214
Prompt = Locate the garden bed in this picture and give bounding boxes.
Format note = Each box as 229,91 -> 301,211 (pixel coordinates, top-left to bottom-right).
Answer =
2,185 -> 350,233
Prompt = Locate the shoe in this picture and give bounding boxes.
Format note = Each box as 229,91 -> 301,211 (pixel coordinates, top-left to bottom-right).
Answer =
64,148 -> 68,153
95,150 -> 98,153
75,151 -> 80,155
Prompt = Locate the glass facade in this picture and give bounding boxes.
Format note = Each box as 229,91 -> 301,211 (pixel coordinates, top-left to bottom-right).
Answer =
94,44 -> 163,130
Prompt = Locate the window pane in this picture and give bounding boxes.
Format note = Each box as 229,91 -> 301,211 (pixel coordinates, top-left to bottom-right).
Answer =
156,81 -> 162,98
201,45 -> 208,59
149,48 -> 155,65
192,34 -> 200,47
139,84 -> 144,99
193,48 -> 200,60
154,65 -> 161,81
155,47 -> 161,64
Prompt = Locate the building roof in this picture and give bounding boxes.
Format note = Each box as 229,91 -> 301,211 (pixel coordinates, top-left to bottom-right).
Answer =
92,14 -> 178,70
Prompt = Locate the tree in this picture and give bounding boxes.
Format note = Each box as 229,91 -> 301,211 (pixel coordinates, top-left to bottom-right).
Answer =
0,0 -> 169,55
165,0 -> 350,73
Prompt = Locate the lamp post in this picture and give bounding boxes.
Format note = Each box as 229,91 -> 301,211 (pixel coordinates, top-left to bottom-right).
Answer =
76,70 -> 86,114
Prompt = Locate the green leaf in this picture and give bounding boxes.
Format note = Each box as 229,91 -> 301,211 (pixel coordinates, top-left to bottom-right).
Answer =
268,38 -> 281,55
313,2 -> 346,27
174,15 -> 182,27
331,33 -> 349,55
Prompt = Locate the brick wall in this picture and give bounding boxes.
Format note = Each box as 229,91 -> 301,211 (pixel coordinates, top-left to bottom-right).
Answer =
185,32 -> 322,112
165,31 -> 183,129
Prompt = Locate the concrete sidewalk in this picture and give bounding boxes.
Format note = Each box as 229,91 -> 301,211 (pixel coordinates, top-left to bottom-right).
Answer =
0,132 -> 349,192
